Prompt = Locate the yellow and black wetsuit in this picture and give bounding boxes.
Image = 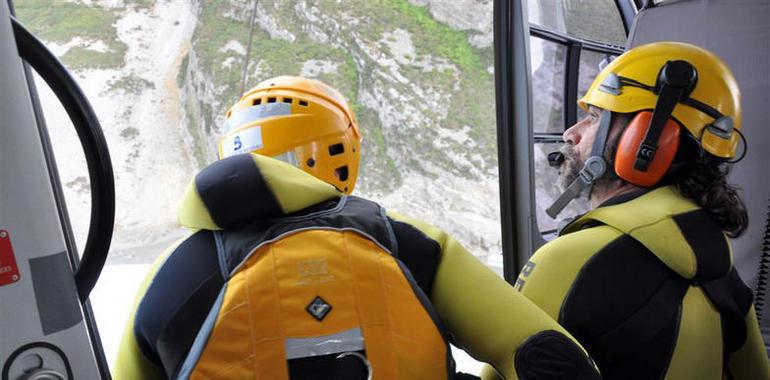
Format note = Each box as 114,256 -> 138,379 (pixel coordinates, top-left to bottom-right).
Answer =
113,153 -> 599,380
512,186 -> 769,380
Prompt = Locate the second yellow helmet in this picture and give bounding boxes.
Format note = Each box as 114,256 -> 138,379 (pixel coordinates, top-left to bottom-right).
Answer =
579,42 -> 741,158
219,76 -> 362,194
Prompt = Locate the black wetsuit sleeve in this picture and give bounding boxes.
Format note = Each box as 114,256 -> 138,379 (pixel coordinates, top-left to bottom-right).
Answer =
388,218 -> 441,296
133,230 -> 224,378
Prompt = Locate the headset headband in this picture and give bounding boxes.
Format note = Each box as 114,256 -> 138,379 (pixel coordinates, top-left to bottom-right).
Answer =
634,60 -> 696,171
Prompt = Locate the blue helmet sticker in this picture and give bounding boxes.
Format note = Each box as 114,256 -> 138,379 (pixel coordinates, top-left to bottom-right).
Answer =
222,126 -> 263,158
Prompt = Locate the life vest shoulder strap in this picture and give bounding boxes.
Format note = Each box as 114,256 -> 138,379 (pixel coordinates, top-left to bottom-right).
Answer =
217,195 -> 397,276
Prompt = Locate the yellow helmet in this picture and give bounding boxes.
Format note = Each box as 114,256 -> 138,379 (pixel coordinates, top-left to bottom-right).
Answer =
579,42 -> 741,158
219,76 -> 362,194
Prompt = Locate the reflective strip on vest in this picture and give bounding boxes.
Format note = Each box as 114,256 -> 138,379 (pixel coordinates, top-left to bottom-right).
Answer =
285,327 -> 364,360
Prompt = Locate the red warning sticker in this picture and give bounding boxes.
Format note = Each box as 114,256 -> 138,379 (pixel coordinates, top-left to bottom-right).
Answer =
0,230 -> 21,287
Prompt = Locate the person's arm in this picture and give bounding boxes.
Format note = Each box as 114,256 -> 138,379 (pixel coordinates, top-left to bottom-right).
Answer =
727,306 -> 770,380
388,212 -> 600,380
112,238 -> 186,380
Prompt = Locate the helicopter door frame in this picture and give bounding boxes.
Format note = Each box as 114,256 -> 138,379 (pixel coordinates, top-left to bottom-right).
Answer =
494,0 -> 534,282
2,1 -> 115,378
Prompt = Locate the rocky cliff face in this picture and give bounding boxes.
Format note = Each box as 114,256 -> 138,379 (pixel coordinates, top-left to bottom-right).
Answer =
16,0 -> 503,263
182,0 -> 501,258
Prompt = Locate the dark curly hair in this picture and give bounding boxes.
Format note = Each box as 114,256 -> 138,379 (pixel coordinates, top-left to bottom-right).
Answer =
673,155 -> 748,238
667,133 -> 748,238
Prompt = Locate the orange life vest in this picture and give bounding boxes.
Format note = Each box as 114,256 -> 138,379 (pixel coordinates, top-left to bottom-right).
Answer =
177,196 -> 451,379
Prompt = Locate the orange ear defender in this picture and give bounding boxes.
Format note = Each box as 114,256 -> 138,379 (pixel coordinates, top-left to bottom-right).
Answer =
614,111 -> 681,187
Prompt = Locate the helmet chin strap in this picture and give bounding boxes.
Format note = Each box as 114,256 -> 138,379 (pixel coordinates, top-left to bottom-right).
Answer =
546,109 -> 613,219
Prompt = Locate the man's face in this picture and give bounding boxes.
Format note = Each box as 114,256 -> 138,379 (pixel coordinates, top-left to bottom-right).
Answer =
559,106 -> 603,189
558,106 -> 630,190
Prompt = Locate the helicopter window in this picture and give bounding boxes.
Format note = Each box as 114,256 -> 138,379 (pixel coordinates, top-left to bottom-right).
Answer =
577,49 -> 616,120
531,37 -> 567,135
527,3 -> 624,237
527,0 -> 627,46
531,47 -> 619,236
24,72 -> 93,256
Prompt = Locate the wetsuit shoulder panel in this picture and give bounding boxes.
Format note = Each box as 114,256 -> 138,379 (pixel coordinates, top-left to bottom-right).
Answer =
178,154 -> 339,230
663,286 -> 724,380
559,234 -> 681,380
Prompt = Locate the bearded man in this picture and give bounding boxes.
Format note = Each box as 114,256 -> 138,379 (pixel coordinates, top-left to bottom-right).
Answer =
492,42 -> 770,380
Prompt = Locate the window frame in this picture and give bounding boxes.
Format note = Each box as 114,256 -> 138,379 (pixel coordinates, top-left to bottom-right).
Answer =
530,25 -> 625,135
529,27 -> 624,236
494,0 -> 631,279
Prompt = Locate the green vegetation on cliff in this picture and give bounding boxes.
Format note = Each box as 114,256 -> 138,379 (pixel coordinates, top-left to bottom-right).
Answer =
188,0 -> 496,192
15,0 -> 128,69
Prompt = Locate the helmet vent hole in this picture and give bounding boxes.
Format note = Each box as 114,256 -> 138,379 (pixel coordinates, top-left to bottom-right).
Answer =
328,143 -> 345,156
252,98 -> 262,106
335,166 -> 349,182
306,158 -> 316,167
267,97 -> 277,103
283,97 -> 293,103
299,100 -> 309,107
